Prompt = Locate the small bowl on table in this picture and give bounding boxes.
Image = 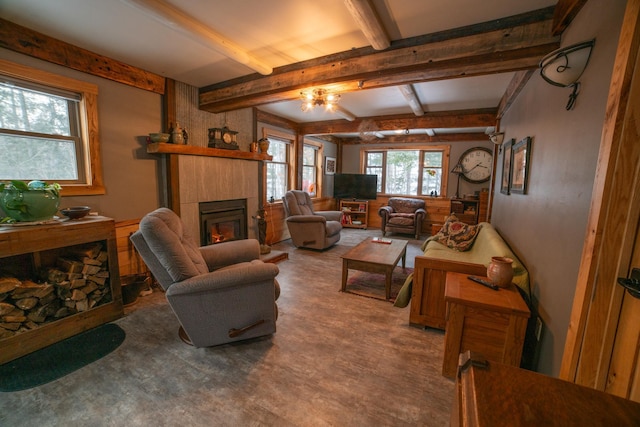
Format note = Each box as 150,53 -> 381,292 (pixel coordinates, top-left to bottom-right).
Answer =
60,206 -> 91,220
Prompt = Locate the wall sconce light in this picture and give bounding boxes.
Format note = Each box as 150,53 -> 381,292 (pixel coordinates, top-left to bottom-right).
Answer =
539,39 -> 595,110
489,132 -> 504,145
451,163 -> 464,199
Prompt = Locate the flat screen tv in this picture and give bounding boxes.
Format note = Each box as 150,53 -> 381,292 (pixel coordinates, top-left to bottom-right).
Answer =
333,173 -> 378,200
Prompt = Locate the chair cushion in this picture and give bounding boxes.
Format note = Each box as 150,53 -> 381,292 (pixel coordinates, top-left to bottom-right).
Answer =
388,212 -> 416,226
139,208 -> 209,282
433,214 -> 480,252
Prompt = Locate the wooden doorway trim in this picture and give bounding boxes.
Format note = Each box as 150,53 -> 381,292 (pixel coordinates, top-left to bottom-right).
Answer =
560,0 -> 640,387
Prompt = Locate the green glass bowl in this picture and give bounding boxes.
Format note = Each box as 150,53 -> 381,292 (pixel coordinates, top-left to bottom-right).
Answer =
0,189 -> 60,222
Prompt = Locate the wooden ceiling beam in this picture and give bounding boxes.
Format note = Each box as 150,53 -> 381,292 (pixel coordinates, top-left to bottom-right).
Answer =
340,132 -> 490,145
344,0 -> 390,50
297,108 -> 496,135
552,0 -> 589,35
0,18 -> 166,94
199,9 -> 559,113
497,70 -> 535,119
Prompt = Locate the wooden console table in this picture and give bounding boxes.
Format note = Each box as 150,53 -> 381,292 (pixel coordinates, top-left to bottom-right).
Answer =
442,272 -> 529,378
0,216 -> 123,364
452,351 -> 640,426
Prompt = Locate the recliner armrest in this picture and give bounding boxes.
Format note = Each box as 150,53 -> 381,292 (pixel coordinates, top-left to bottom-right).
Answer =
166,260 -> 279,296
315,210 -> 342,222
415,208 -> 427,219
286,215 -> 327,223
200,239 -> 260,271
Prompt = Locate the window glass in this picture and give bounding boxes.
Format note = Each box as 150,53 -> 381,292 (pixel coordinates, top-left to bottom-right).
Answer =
365,151 -> 384,192
364,147 -> 447,196
302,144 -> 318,196
265,137 -> 289,202
421,151 -> 443,196
385,150 -> 419,195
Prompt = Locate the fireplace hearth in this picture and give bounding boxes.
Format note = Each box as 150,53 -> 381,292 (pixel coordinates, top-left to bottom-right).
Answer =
199,199 -> 248,246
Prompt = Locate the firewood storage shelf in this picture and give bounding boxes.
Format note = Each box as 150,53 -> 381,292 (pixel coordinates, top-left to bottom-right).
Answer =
0,216 -> 123,364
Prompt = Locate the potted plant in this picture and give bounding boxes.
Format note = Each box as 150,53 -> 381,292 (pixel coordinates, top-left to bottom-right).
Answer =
0,180 -> 62,223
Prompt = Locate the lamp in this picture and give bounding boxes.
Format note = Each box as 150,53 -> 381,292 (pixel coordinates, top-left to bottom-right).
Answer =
539,39 -> 595,110
300,88 -> 340,112
451,163 -> 464,199
489,132 -> 504,145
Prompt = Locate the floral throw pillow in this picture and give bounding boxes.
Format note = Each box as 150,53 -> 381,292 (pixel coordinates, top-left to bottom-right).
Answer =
433,214 -> 481,251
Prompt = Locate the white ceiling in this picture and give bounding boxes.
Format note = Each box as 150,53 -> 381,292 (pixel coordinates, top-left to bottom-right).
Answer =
0,0 -> 557,132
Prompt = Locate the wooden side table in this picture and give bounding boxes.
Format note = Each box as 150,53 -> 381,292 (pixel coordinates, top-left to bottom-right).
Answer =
442,272 -> 530,378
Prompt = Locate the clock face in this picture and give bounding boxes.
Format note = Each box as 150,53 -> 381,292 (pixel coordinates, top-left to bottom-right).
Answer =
460,147 -> 493,183
222,132 -> 232,143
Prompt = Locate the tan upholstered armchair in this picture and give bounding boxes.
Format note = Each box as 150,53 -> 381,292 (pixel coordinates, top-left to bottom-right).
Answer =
282,190 -> 342,250
130,208 -> 280,347
378,197 -> 427,239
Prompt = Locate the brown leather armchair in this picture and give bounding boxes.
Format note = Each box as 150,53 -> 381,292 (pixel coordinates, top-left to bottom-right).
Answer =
378,197 -> 426,239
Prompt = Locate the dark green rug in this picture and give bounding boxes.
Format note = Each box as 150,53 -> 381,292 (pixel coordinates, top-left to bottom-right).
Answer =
0,323 -> 125,392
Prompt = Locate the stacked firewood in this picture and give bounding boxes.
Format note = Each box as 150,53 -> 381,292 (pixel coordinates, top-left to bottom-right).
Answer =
0,243 -> 112,339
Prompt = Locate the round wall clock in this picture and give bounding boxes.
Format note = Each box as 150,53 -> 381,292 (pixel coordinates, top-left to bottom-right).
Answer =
458,147 -> 493,183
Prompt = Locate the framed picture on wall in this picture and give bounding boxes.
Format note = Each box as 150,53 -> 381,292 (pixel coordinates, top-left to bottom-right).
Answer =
501,138 -> 514,195
325,156 -> 336,175
510,136 -> 531,194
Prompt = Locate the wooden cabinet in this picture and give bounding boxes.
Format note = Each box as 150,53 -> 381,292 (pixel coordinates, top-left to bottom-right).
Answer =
340,200 -> 369,229
442,272 -> 529,378
452,351 -> 640,426
0,216 -> 123,364
450,198 -> 479,224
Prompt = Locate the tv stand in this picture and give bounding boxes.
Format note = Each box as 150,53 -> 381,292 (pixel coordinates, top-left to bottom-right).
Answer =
340,200 -> 369,229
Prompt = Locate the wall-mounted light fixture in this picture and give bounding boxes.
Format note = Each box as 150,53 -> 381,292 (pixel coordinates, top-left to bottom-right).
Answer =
300,88 -> 340,112
489,132 -> 504,145
539,39 -> 595,110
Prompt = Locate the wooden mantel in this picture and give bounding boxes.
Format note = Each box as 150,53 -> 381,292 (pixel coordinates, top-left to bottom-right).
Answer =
146,143 -> 272,161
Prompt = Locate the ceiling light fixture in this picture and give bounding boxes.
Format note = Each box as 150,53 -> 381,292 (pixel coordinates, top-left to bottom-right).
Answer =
300,88 -> 340,112
121,0 -> 272,75
539,39 -> 595,110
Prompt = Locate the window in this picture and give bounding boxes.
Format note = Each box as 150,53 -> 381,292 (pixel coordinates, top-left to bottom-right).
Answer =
0,60 -> 104,195
302,142 -> 322,197
363,146 -> 449,196
264,132 -> 293,202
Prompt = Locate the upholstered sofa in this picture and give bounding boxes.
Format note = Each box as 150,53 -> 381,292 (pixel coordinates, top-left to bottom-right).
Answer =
395,219 -> 530,330
378,197 -> 426,239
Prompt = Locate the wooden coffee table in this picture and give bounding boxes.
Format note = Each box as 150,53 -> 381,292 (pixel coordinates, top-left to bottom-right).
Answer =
341,238 -> 408,300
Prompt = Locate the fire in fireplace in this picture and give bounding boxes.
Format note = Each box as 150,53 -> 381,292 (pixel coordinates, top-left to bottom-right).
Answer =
199,199 -> 248,246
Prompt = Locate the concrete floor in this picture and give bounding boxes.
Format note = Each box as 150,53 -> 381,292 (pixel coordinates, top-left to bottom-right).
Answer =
0,229 -> 454,426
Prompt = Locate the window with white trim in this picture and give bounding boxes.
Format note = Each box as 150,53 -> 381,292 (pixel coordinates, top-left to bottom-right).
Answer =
302,142 -> 321,197
0,60 -> 104,195
264,133 -> 293,202
363,146 -> 449,197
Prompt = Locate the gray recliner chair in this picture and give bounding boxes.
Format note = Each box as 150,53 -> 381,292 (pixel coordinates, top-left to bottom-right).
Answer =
130,208 -> 280,347
282,190 -> 342,250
